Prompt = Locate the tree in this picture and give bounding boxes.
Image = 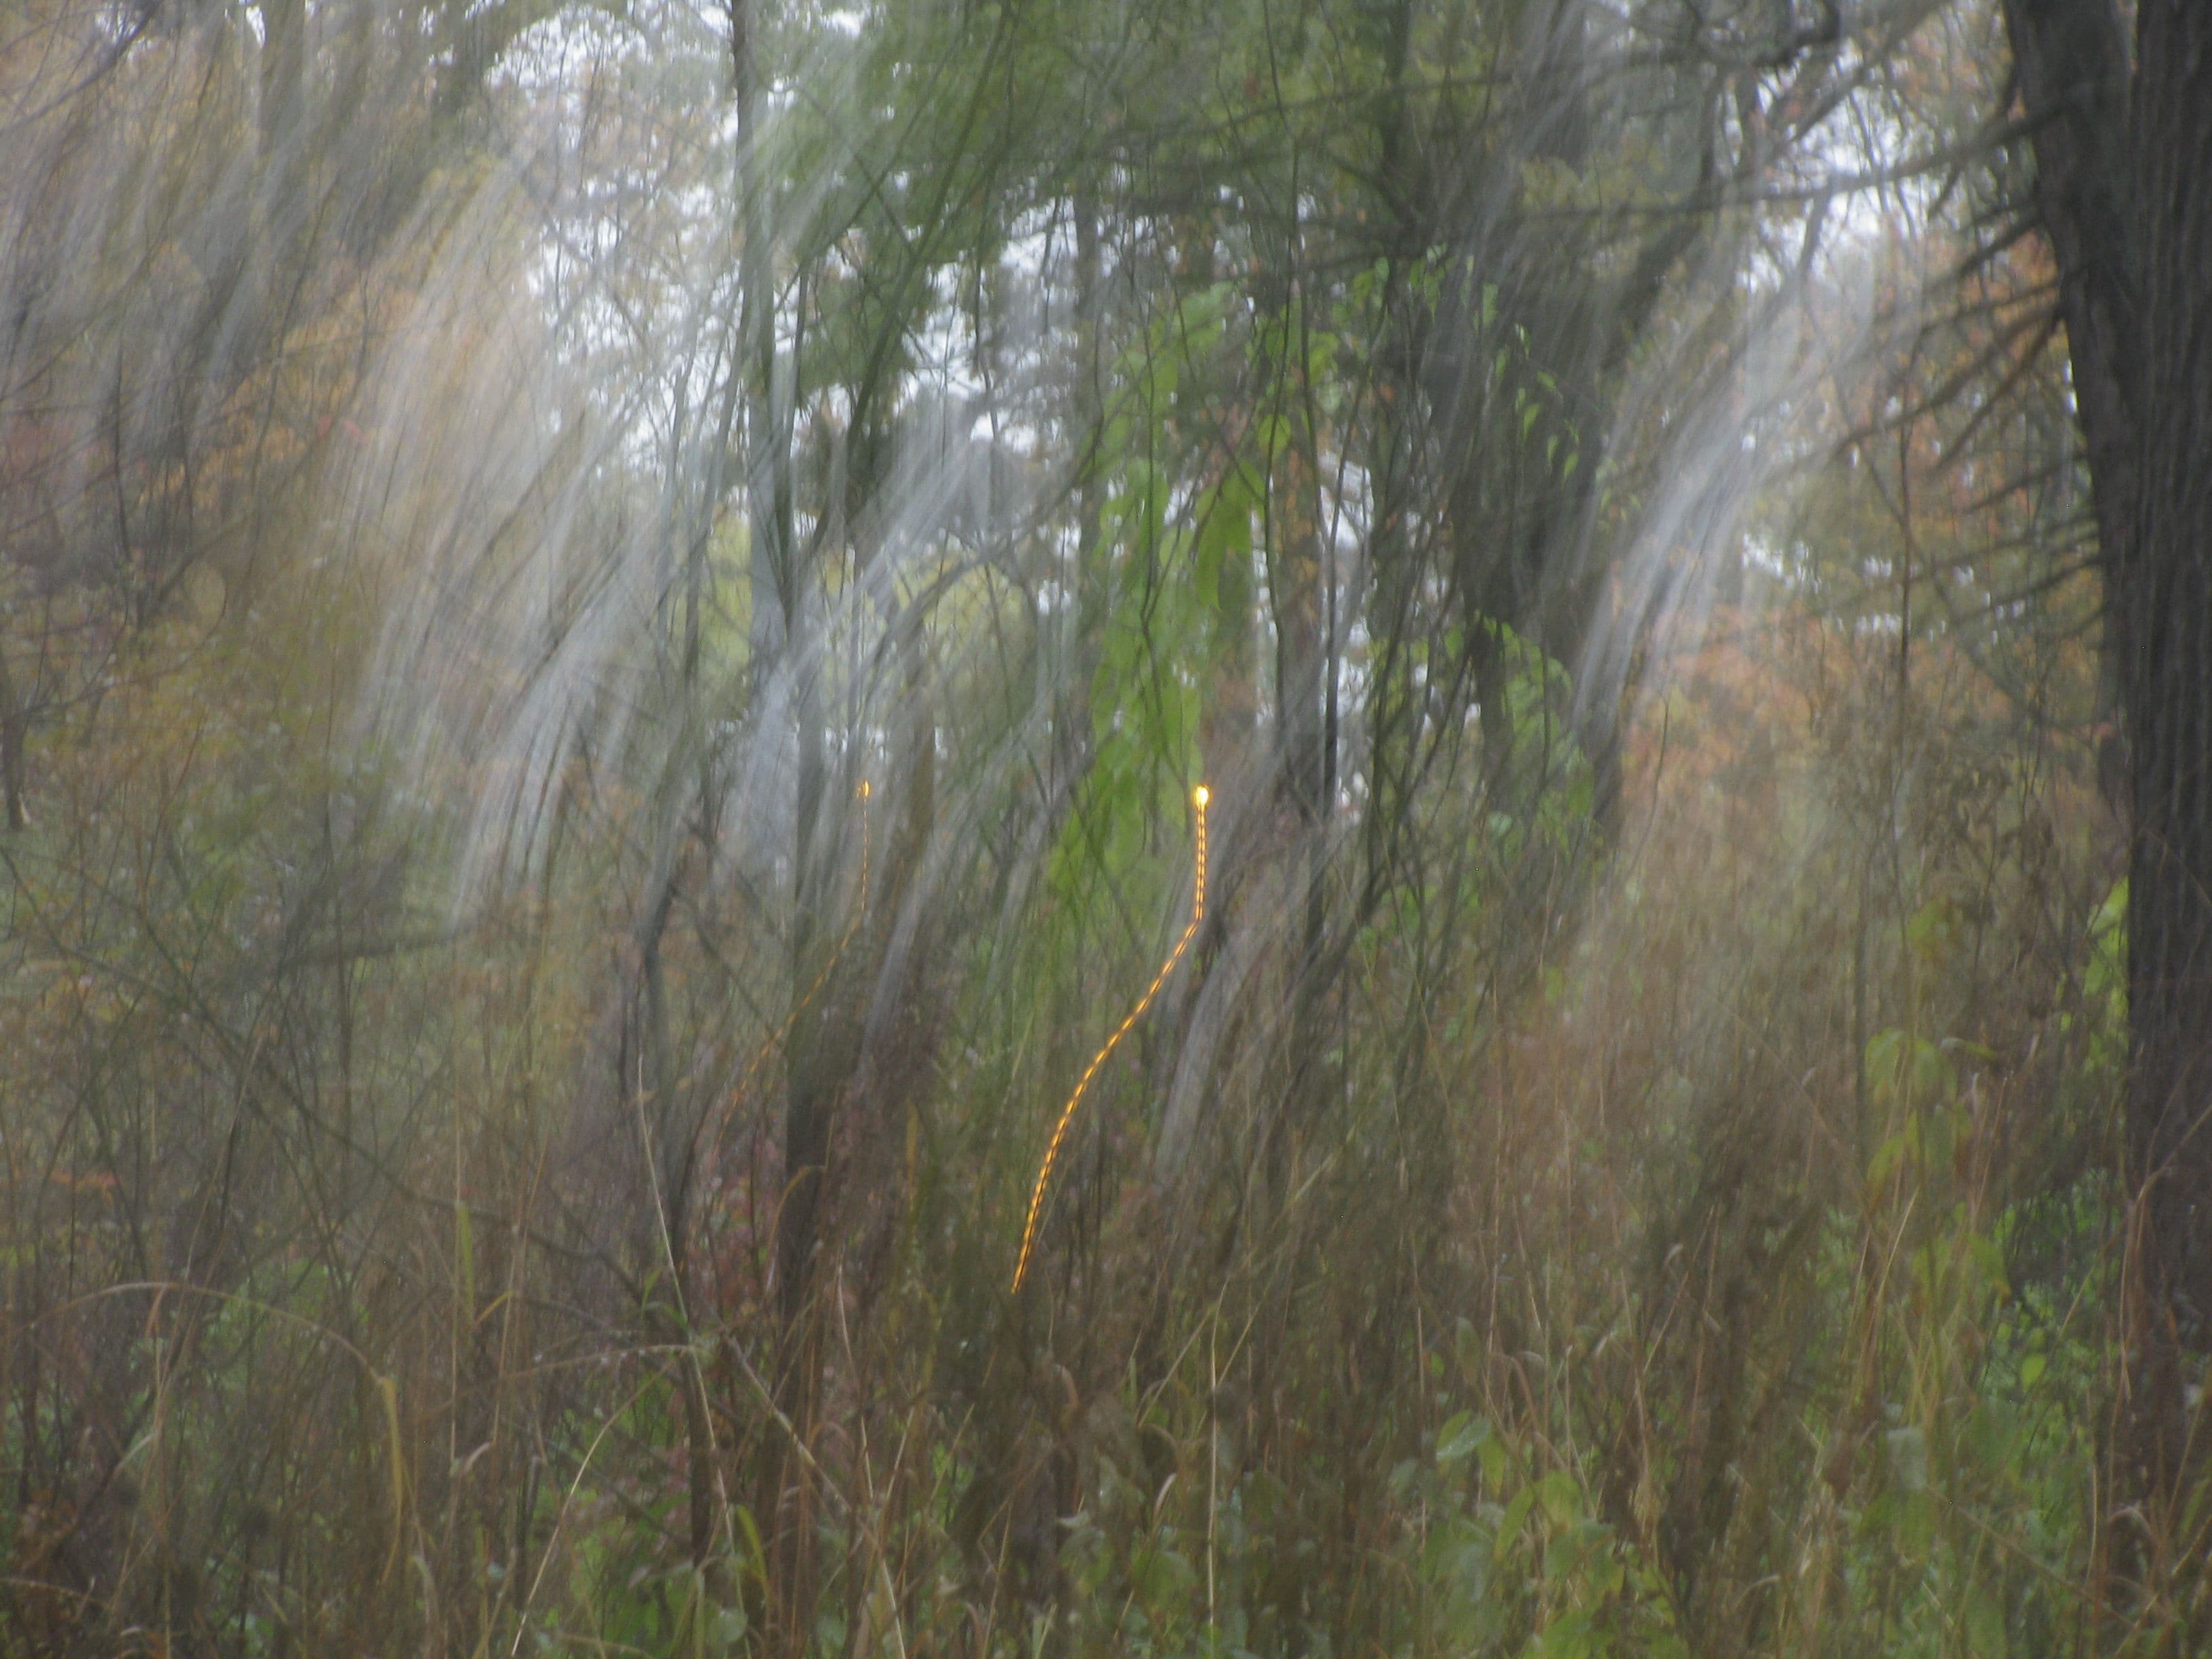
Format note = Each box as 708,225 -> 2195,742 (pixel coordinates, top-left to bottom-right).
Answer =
2004,0 -> 2212,1549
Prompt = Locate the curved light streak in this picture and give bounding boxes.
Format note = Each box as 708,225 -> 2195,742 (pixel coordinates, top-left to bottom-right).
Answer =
1012,783 -> 1209,1294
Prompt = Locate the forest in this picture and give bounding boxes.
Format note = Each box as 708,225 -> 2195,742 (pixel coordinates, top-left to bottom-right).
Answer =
3,0 -> 2209,1650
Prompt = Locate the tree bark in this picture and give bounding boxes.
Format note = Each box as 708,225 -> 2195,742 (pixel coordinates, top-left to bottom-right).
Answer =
1999,0 -> 2139,648
2121,0 -> 2212,1507
2005,0 -> 2212,1534
0,643 -> 28,833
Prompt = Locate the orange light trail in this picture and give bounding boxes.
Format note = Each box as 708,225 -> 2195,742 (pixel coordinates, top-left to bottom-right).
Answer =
1011,783 -> 1208,1294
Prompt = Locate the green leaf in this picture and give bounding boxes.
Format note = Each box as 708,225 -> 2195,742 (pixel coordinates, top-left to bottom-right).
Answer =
1533,1608 -> 1597,1659
1966,1586 -> 2008,1657
1866,1132 -> 1905,1193
1479,1428 -> 1512,1488
1496,1486 -> 1536,1563
1437,1411 -> 1488,1465
1536,1469 -> 1581,1528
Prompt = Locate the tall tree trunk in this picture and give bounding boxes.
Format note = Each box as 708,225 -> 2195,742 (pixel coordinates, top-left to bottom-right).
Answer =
733,2 -> 824,1644
1999,0 -> 2139,649
0,643 -> 28,833
2122,0 -> 2212,1512
2006,0 -> 2212,1547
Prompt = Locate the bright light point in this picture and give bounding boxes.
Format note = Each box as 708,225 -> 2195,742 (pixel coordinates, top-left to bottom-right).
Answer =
1193,785 -> 1210,808
858,780 -> 872,799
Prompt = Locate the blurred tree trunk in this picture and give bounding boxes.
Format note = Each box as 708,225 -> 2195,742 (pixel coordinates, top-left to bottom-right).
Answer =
2005,0 -> 2212,1532
258,0 -> 307,180
0,643 -> 28,833
732,0 -> 821,1643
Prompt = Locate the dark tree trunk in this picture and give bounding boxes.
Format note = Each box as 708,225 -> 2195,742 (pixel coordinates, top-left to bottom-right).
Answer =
2122,0 -> 2212,1502
2005,0 -> 2212,1534
0,644 -> 28,833
2000,0 -> 2139,617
